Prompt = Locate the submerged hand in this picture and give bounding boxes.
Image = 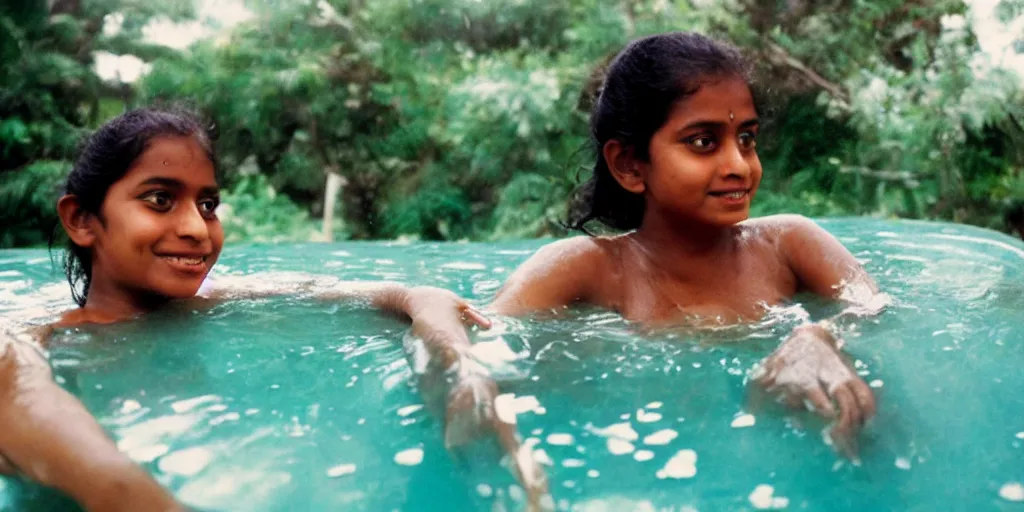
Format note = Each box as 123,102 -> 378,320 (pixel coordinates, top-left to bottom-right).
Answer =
446,374 -> 552,511
444,373 -> 500,448
754,324 -> 876,458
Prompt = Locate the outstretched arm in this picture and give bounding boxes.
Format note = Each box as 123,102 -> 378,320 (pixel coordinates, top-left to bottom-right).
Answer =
0,327 -> 180,511
200,274 -> 490,369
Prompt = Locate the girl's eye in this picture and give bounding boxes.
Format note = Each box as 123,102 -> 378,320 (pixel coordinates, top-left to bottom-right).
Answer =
686,135 -> 717,152
738,131 -> 758,150
198,198 -> 220,217
141,191 -> 173,210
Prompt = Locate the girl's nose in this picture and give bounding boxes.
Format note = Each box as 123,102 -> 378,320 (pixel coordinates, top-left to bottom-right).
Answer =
175,203 -> 210,242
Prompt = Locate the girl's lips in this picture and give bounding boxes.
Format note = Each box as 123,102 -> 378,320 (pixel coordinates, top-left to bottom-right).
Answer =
159,254 -> 208,274
708,189 -> 750,205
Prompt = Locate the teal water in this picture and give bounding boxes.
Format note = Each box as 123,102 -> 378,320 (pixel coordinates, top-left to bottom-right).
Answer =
0,219 -> 1022,511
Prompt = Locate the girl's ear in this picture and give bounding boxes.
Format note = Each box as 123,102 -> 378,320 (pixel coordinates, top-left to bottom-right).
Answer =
57,195 -> 97,248
603,139 -> 647,194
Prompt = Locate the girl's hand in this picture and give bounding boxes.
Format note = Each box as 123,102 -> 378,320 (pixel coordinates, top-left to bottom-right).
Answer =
753,324 -> 876,458
404,286 -> 491,330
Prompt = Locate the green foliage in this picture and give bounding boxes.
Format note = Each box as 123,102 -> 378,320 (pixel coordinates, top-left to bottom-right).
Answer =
0,160 -> 67,247
218,173 -> 319,244
0,0 -> 202,247
2,0 -> 1023,246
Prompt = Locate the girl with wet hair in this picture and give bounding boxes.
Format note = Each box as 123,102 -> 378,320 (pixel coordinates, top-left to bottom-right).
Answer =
0,107 -> 511,510
469,32 -> 888,457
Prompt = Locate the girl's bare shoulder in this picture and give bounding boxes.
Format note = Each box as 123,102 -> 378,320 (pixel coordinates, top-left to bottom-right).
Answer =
738,214 -> 821,246
524,234 -> 624,275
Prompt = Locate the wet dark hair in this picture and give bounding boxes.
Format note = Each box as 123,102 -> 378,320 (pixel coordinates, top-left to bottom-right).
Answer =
1008,202 -> 1024,235
567,32 -> 753,233
55,107 -> 219,307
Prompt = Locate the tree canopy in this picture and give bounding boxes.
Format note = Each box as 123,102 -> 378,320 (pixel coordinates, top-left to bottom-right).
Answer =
2,0 -> 1022,246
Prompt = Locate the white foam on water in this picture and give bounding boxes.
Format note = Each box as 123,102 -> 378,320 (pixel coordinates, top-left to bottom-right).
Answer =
546,433 -> 574,446
999,482 -> 1024,502
748,484 -> 790,509
731,414 -> 756,428
397,404 -> 423,417
533,448 -> 554,466
636,409 -> 662,423
633,450 -> 654,462
128,444 -> 169,463
158,446 -> 213,477
607,439 -> 635,455
658,449 -> 697,479
394,447 -> 424,466
326,463 -> 356,478
895,457 -> 911,470
590,422 -> 638,441
645,401 -> 663,409
441,261 -> 487,270
120,399 -> 142,414
562,458 -> 585,468
643,429 -> 678,446
171,395 -> 220,414
587,469 -> 600,478
476,484 -> 493,498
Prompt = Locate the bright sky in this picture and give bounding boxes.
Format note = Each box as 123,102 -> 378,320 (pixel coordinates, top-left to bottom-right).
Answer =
94,0 -> 254,83
94,0 -> 1022,83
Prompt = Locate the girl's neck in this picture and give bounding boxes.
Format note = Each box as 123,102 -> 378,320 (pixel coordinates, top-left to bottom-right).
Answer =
76,274 -> 170,324
629,212 -> 737,276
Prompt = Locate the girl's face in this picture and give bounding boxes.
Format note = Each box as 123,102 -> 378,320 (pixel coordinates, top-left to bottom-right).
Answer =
641,76 -> 762,228
89,136 -> 224,302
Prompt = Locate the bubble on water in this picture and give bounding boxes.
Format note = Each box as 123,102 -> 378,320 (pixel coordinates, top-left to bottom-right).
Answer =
326,463 -> 356,478
562,458 -> 585,468
607,439 -> 635,455
870,379 -> 884,388
476,484 -> 493,498
643,429 -> 678,446
895,457 -> 911,470
646,401 -> 663,409
397,404 -> 423,417
748,484 -> 789,509
546,433 -> 574,446
731,414 -> 756,428
658,449 -> 697,479
394,447 -> 424,466
999,483 -> 1024,502
587,469 -> 600,478
1015,432 -> 1024,440
634,450 -> 655,462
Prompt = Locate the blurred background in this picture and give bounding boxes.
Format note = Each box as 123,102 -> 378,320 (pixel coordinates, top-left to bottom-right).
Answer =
1,0 -> 1022,246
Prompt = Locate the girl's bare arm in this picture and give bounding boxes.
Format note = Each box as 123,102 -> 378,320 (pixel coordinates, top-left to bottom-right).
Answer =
0,327 -> 180,511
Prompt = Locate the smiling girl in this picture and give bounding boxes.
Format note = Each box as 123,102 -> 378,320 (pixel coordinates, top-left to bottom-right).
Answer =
479,32 -> 887,455
0,108 -> 507,510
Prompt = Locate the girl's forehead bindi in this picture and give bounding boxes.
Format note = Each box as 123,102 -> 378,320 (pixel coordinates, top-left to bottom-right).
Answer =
670,78 -> 755,123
